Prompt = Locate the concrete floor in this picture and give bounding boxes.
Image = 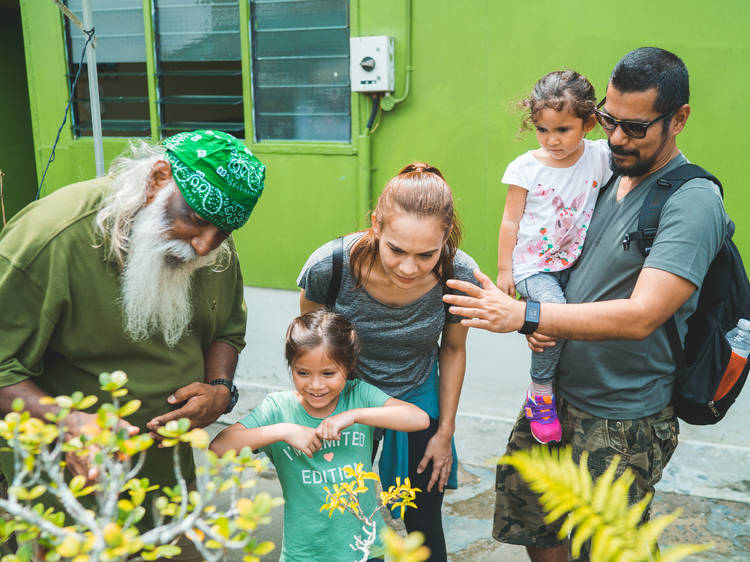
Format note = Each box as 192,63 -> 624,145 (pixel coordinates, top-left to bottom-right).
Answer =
205,286 -> 750,561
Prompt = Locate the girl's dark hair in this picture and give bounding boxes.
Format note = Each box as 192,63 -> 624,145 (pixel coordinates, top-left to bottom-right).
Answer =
349,161 -> 462,287
285,310 -> 360,377
520,70 -> 596,131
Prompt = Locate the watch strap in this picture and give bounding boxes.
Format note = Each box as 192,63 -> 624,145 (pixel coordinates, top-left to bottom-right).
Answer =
209,378 -> 239,414
518,300 -> 541,335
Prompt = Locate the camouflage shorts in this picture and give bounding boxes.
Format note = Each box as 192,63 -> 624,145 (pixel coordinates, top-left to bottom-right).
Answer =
493,397 -> 679,553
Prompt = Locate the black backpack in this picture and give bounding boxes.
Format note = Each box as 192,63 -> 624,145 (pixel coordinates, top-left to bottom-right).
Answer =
621,163 -> 750,424
325,237 -> 345,309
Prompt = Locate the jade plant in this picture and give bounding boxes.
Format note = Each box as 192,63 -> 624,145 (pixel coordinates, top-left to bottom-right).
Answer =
0,371 -> 281,562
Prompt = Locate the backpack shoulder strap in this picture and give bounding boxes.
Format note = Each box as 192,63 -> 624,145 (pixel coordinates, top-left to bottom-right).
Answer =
596,172 -> 619,204
632,164 -> 723,365
664,317 -> 687,370
326,237 -> 344,308
626,163 -> 723,257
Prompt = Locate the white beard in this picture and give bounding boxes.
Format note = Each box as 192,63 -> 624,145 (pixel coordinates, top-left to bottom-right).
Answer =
120,186 -> 221,347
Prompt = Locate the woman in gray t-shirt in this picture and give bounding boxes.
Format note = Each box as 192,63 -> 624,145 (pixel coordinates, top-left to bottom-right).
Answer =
297,162 -> 479,561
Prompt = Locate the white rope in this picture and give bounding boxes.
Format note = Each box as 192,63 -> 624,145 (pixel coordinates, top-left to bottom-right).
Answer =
51,0 -> 84,33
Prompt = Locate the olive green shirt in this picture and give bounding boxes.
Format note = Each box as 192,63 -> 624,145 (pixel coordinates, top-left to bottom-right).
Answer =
0,178 -> 247,491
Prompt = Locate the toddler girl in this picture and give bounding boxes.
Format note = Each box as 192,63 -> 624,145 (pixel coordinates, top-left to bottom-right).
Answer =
210,310 -> 429,561
496,70 -> 612,443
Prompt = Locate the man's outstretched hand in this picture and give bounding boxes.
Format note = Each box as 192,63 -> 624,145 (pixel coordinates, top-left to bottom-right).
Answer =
443,269 -> 526,333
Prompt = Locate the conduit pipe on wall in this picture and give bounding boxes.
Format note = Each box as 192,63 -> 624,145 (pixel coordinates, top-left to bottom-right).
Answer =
356,94 -> 380,229
357,131 -> 371,229
381,0 -> 412,111
355,0 -> 413,228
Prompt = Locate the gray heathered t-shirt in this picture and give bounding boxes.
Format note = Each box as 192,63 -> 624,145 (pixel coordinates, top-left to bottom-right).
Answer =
297,233 -> 479,397
558,154 -> 727,419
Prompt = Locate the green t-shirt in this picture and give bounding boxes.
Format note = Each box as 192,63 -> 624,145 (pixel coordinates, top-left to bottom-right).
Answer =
559,154 -> 727,418
0,178 -> 247,492
239,380 -> 390,562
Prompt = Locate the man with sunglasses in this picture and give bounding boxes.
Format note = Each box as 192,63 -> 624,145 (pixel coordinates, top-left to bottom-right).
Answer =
444,47 -> 727,561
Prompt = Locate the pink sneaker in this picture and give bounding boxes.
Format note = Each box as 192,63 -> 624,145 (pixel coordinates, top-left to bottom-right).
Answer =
524,390 -> 562,444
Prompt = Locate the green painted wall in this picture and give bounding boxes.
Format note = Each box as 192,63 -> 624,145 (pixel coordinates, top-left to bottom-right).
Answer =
17,0 -> 750,288
0,0 -> 36,226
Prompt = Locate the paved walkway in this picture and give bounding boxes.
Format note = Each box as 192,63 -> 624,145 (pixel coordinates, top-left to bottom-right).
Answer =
207,287 -> 750,561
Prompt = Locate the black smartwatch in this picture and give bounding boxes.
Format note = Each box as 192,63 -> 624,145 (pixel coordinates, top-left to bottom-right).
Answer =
518,300 -> 541,335
209,378 -> 239,414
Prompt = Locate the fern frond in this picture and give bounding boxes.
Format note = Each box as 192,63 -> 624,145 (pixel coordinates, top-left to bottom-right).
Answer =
591,456 -> 621,513
631,509 -> 681,559
625,494 -> 652,528
569,513 -> 600,557
500,446 -> 711,562
657,543 -> 713,562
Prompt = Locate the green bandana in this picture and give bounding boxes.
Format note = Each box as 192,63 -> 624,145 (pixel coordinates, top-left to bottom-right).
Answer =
163,130 -> 266,231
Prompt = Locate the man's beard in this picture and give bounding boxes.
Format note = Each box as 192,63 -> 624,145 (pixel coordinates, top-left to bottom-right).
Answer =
607,129 -> 670,178
120,186 -> 223,347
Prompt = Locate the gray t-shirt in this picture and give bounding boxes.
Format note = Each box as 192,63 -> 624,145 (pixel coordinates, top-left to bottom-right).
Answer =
558,154 -> 727,418
297,233 -> 480,396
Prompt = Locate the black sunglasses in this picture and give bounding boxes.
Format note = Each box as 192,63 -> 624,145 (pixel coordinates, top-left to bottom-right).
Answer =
594,98 -> 676,139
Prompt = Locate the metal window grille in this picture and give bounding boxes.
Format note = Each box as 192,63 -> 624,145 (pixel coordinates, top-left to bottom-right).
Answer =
250,0 -> 351,142
64,0 -> 149,137
154,0 -> 244,137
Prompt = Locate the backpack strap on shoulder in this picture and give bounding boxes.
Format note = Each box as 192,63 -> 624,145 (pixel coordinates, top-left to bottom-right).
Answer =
665,317 -> 688,370
596,173 -> 618,204
631,164 -> 723,365
624,163 -> 723,257
326,237 -> 344,309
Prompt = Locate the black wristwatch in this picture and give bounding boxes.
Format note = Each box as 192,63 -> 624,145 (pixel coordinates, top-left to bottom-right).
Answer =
518,300 -> 541,335
209,378 -> 239,414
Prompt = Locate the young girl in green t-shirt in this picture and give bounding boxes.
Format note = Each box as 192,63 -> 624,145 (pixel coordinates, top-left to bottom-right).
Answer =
210,310 -> 429,562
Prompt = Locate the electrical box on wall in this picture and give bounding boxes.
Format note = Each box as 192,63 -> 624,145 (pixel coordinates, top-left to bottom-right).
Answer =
349,36 -> 395,93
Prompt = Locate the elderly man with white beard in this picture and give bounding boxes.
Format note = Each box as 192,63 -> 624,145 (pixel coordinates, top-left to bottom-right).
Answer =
0,130 -> 265,533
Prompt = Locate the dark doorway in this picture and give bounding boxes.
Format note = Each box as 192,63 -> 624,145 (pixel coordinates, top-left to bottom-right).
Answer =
0,0 -> 38,228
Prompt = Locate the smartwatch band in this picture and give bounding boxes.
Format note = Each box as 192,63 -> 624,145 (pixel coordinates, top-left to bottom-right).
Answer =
518,300 -> 541,335
209,378 -> 239,414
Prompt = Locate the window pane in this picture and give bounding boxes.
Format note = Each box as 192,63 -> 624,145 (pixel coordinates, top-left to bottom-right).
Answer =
253,28 -> 350,58
253,0 -> 347,28
255,114 -> 350,142
64,0 -> 148,137
251,0 -> 351,142
154,0 -> 244,137
155,0 -> 241,61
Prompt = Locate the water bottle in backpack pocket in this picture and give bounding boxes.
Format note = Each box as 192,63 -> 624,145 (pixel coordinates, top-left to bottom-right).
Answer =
720,319 -> 750,402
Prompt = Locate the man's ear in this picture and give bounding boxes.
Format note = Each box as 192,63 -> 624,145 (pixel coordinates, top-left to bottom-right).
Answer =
145,160 -> 173,205
670,103 -> 690,136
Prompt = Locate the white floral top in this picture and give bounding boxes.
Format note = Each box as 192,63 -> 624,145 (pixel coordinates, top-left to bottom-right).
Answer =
502,139 -> 612,284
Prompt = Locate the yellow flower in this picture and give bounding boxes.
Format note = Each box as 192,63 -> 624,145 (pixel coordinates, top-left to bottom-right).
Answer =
381,529 -> 430,562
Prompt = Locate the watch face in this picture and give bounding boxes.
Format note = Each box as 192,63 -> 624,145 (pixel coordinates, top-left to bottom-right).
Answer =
519,301 -> 540,334
527,304 -> 540,323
